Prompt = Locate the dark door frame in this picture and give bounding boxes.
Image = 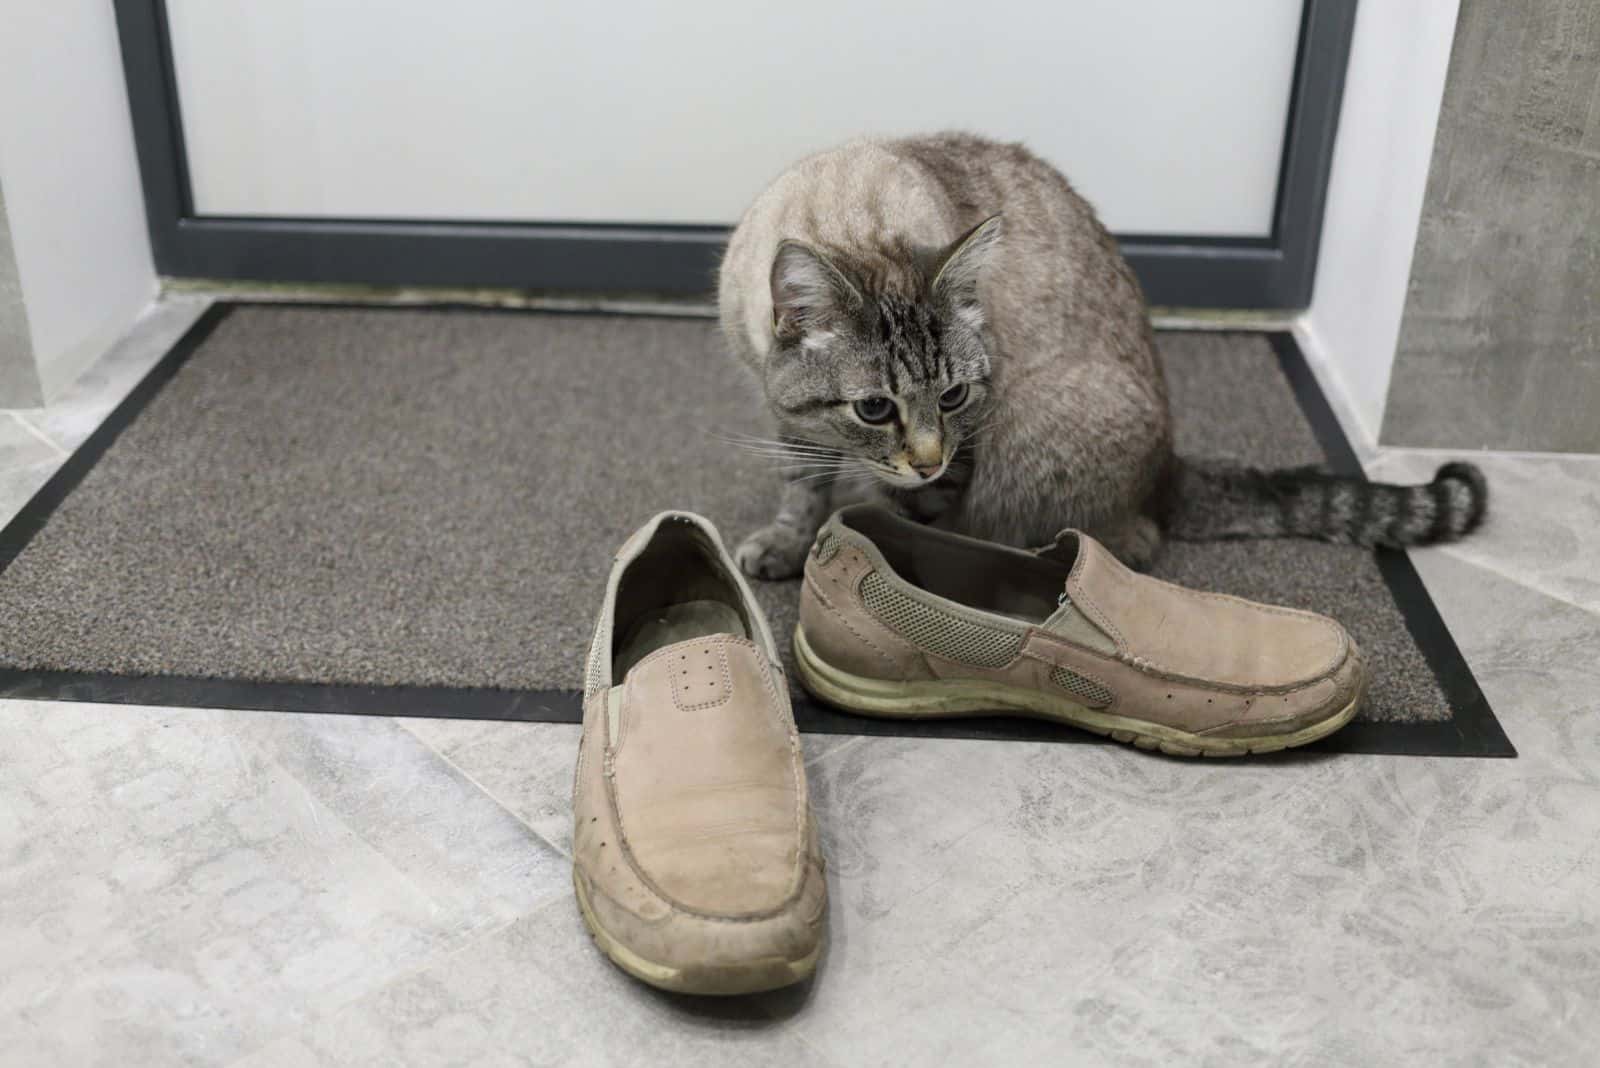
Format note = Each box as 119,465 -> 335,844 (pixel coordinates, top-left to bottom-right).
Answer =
114,0 -> 1357,309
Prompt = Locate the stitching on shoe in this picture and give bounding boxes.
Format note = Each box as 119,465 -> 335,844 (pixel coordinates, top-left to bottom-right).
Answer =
1066,544 -> 1127,653
1047,660 -> 1117,708
617,635 -> 753,741
804,570 -> 902,674
840,534 -> 1031,640
624,632 -> 754,676
604,638 -> 810,924
605,778 -> 811,925
1128,590 -> 1347,683
614,682 -> 632,752
574,700 -> 591,808
671,642 -> 733,711
1068,542 -> 1346,684
747,647 -> 810,911
583,855 -> 822,933
1027,630 -> 1350,697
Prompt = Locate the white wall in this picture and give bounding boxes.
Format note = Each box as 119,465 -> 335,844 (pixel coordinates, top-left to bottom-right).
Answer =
166,0 -> 1301,238
0,4 -> 156,403
1298,0 -> 1461,453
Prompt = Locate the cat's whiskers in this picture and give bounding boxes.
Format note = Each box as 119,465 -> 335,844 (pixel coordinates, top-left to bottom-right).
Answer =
719,438 -> 840,455
780,457 -> 856,471
722,443 -> 846,464
715,431 -> 842,454
717,432 -> 863,483
792,467 -> 859,485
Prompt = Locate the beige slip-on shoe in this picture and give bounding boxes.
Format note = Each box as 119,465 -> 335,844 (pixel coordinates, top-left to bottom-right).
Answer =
574,512 -> 826,995
794,505 -> 1367,758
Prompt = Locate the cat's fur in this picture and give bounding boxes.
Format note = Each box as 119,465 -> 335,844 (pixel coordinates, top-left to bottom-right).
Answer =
718,133 -> 1486,579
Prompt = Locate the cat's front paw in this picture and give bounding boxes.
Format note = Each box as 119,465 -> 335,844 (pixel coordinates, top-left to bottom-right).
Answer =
735,524 -> 812,580
1092,515 -> 1163,571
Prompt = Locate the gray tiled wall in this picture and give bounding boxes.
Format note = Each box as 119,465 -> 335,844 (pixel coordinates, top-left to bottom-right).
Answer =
0,178 -> 42,408
1382,0 -> 1600,452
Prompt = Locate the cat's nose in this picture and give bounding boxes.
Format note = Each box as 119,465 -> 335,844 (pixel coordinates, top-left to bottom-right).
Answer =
907,436 -> 943,477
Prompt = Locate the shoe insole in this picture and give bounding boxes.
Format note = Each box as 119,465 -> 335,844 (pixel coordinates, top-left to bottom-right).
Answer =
613,599 -> 748,681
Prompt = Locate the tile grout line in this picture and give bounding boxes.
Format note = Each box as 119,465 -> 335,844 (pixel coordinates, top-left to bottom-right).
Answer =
1,298 -> 220,463
394,718 -> 577,862
1417,545 -> 1600,625
804,734 -> 871,770
392,723 -> 870,864
385,720 -> 856,1050
1371,444 -> 1600,465
5,411 -> 68,458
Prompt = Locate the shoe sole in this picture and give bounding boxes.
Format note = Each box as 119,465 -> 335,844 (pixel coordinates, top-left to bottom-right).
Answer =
793,626 -> 1362,758
572,869 -> 820,996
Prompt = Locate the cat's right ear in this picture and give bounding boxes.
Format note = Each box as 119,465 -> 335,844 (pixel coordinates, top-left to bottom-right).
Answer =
932,214 -> 1003,304
771,241 -> 858,342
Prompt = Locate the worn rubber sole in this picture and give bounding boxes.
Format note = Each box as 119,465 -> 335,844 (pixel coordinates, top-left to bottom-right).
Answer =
572,869 -> 820,996
793,626 -> 1362,758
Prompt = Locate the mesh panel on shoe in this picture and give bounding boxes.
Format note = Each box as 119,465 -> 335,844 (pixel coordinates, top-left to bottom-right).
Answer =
812,530 -> 840,564
583,599 -> 612,695
859,571 -> 1023,668
1049,664 -> 1114,708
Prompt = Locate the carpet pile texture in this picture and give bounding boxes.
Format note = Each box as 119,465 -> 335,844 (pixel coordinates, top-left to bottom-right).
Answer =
0,307 -> 1448,724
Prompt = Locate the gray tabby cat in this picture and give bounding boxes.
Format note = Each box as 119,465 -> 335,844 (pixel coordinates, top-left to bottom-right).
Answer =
718,133 -> 1486,579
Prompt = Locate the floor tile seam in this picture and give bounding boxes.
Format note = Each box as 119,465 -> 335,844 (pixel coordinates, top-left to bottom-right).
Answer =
1416,544 -> 1600,625
394,718 -> 576,862
5,411 -> 68,458
802,735 -> 871,771
1369,445 -> 1600,466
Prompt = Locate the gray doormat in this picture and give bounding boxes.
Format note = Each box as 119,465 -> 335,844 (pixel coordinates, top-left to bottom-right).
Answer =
0,304 -> 1509,756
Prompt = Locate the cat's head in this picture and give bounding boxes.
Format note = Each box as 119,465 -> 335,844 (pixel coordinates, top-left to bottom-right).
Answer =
762,215 -> 1002,489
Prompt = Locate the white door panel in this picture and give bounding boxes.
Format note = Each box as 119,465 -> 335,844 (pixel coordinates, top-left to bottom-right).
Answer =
166,1 -> 1302,237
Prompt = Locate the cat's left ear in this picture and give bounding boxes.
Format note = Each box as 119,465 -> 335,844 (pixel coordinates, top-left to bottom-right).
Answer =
932,214 -> 1003,318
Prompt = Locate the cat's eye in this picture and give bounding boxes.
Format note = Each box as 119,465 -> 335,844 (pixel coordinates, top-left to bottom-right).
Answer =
938,383 -> 970,411
852,397 -> 896,424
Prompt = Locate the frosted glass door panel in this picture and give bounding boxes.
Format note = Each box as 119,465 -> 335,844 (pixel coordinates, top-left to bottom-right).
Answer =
166,1 -> 1302,237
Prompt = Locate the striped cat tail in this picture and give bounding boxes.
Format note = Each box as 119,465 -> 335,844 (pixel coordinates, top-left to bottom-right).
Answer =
1163,459 -> 1488,548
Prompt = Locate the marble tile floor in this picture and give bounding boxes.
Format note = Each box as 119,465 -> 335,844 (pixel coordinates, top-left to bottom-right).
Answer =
3,302 -> 1600,1065
1,296 -> 213,530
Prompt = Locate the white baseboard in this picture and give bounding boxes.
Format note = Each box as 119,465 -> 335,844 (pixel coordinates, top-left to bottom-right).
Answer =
1291,317 -> 1381,470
